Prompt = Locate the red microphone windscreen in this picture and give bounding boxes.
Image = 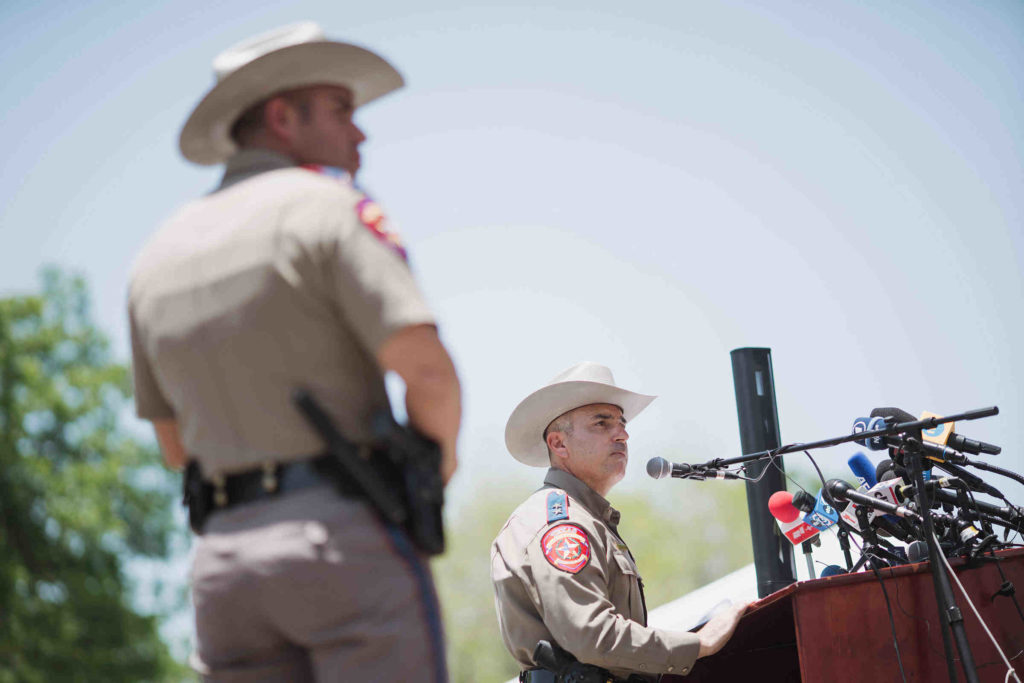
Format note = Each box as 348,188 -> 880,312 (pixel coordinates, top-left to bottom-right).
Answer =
768,490 -> 800,523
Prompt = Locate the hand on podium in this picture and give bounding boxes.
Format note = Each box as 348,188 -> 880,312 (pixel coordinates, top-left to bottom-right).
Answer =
696,600 -> 750,659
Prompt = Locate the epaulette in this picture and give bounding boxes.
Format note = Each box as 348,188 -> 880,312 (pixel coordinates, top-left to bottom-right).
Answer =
546,490 -> 569,524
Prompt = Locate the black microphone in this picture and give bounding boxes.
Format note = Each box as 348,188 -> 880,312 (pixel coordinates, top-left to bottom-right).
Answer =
870,406 -> 917,423
825,479 -> 922,522
871,515 -> 917,544
646,457 -> 744,480
907,540 -> 929,563
893,476 -> 964,503
919,409 -> 1001,455
947,432 -> 1001,456
877,461 -> 909,485
903,438 -> 968,465
930,460 -> 1005,498
921,486 -> 1021,524
876,459 -> 910,485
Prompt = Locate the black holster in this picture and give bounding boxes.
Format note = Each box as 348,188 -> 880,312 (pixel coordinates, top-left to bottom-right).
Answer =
183,461 -> 213,534
369,412 -> 445,555
293,389 -> 446,556
532,641 -> 620,683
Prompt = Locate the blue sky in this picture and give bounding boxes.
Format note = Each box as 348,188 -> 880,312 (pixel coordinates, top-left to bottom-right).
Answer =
2,0 -> 1022,552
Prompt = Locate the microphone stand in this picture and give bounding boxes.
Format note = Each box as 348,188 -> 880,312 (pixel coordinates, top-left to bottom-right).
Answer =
836,521 -> 854,571
684,406 -> 998,474
847,506 -> 907,572
904,438 -> 980,683
801,538 -> 817,579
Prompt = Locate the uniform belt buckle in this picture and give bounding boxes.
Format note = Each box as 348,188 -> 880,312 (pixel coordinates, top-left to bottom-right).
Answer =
261,461 -> 279,492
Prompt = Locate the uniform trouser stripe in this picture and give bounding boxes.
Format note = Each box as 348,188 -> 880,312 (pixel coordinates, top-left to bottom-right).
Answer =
383,524 -> 448,683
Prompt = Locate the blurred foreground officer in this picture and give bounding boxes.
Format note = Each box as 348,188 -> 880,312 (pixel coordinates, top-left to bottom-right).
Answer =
491,362 -> 745,682
128,22 -> 460,682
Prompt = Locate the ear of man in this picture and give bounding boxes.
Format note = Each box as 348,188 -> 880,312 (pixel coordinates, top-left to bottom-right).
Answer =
263,96 -> 303,144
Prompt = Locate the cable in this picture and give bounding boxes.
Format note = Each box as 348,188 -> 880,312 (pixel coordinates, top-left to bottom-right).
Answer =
988,552 -> 1024,627
868,557 -> 909,683
957,487 -> 1024,625
933,531 -> 1023,683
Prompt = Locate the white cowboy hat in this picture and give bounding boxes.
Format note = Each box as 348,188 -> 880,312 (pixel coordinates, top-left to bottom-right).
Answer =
179,21 -> 404,165
505,361 -> 656,467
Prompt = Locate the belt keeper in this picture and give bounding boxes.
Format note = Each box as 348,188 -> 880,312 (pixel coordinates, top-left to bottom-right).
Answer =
211,473 -> 228,507
261,461 -> 279,493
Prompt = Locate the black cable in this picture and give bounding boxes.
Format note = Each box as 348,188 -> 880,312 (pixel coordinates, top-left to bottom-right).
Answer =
986,548 -> 1024,627
705,444 -> 811,490
954,486 -> 1024,627
869,557 -> 909,683
804,449 -> 829,490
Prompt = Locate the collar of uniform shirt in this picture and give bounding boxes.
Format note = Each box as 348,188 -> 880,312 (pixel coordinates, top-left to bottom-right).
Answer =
218,148 -> 296,191
542,468 -> 621,529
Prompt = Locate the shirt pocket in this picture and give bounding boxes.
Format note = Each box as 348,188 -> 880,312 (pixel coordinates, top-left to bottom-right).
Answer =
612,550 -> 638,577
611,550 -> 645,620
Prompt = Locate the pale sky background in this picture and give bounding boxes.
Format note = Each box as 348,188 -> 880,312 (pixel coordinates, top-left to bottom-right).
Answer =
2,0 -> 1022,649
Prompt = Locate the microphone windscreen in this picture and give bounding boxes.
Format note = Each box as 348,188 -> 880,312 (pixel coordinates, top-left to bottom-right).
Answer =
879,468 -> 900,483
820,565 -> 846,578
907,541 -> 929,564
875,459 -> 894,483
848,452 -> 878,488
768,490 -> 800,523
870,406 -> 916,423
646,457 -> 669,479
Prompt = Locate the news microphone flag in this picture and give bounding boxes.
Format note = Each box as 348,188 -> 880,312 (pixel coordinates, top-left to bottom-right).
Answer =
805,490 -> 840,531
768,491 -> 821,545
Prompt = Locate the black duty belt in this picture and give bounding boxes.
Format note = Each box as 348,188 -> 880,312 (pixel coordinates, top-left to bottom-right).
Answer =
207,453 -> 363,510
519,668 -> 650,683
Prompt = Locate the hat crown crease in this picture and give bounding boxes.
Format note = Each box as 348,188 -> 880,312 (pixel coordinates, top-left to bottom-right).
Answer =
213,21 -> 326,81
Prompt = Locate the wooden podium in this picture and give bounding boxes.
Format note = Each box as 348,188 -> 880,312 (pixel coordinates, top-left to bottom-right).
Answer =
666,548 -> 1024,682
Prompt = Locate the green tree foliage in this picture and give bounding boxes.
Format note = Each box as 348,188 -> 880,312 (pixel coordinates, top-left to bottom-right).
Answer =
433,476 -> 753,682
0,269 -> 184,682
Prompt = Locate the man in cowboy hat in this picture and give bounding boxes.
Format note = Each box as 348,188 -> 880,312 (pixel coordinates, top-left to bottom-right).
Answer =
491,362 -> 747,682
128,22 -> 459,681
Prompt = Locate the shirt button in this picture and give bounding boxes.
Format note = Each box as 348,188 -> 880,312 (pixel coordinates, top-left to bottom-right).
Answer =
681,667 -> 689,674
667,666 -> 674,672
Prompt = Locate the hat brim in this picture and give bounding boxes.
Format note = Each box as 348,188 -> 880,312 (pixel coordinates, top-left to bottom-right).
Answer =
505,381 -> 656,467
180,41 -> 403,165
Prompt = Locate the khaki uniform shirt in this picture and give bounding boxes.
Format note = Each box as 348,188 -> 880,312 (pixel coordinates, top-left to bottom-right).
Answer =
128,149 -> 434,476
491,469 -> 700,680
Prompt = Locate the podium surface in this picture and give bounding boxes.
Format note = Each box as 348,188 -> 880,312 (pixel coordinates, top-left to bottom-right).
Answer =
668,548 -> 1024,682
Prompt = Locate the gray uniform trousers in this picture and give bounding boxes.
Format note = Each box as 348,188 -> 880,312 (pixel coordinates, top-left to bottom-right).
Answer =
190,484 -> 446,682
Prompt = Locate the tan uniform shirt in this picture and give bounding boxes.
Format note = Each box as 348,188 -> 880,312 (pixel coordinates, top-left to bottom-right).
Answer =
128,149 -> 434,476
491,469 -> 700,680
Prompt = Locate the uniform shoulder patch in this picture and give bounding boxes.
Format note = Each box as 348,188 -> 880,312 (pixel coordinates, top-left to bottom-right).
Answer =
540,523 -> 591,574
355,196 -> 408,262
299,165 -> 408,262
546,491 -> 569,524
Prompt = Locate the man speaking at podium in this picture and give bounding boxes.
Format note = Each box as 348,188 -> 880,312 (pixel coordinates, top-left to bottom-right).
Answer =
491,362 -> 746,681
